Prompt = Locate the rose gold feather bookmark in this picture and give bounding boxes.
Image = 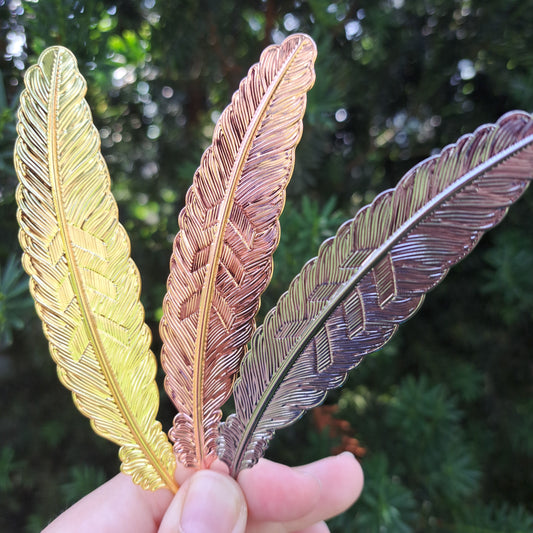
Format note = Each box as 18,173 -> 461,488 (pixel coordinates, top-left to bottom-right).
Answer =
160,34 -> 317,468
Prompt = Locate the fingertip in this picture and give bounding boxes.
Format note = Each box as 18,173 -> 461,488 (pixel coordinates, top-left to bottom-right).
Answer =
159,469 -> 247,533
295,452 -> 364,518
337,451 -> 364,502
238,459 -> 322,523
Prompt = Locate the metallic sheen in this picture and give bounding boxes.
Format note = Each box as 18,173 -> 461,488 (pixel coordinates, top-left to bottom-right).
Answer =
14,46 -> 177,492
160,34 -> 317,468
218,111 -> 533,476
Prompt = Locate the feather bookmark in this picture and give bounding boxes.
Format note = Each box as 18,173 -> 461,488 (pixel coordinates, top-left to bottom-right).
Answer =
14,46 -> 177,492
218,111 -> 533,476
160,34 -> 317,468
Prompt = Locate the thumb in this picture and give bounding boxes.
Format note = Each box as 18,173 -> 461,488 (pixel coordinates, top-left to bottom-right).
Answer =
158,469 -> 248,533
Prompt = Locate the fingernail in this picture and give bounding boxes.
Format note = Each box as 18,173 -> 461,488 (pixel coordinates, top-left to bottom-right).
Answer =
179,470 -> 246,533
339,451 -> 355,459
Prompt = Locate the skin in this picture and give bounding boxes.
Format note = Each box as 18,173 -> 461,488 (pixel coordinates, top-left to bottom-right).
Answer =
42,453 -> 364,533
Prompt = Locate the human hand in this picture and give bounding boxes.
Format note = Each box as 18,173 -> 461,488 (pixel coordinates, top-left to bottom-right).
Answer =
42,453 -> 363,533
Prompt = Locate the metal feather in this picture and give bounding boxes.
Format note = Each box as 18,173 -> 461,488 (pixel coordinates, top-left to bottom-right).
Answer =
160,34 -> 317,468
218,111 -> 533,476
14,46 -> 177,492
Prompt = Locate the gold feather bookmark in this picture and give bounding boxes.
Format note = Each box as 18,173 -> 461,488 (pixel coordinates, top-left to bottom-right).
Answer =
160,34 -> 317,468
14,46 -> 177,492
218,111 -> 533,476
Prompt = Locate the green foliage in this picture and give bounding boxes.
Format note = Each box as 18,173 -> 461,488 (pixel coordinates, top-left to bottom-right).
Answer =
385,376 -> 461,446
264,196 -> 345,312
0,447 -> 19,492
1,0 -> 532,531
453,503 -> 533,533
338,453 -> 417,533
0,255 -> 33,349
335,375 -> 482,530
0,70 -> 18,185
60,465 -> 107,506
482,227 -> 533,324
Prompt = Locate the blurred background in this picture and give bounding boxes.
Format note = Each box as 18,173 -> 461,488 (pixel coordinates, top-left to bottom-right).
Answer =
1,0 -> 532,531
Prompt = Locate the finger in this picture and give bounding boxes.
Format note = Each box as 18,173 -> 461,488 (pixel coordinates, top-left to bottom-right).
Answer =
239,453 -> 361,533
237,458 -> 322,523
158,469 -> 248,533
283,452 -> 363,531
295,521 -> 330,533
41,473 -> 174,533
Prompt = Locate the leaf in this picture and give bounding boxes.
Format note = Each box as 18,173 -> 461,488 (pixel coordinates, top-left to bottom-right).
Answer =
0,254 -> 34,348
218,111 -> 533,476
14,46 -> 177,492
61,465 -> 107,505
349,453 -> 417,533
160,34 -> 317,468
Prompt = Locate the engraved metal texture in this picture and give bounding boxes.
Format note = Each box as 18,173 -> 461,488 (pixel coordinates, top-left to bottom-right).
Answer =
14,46 -> 177,492
160,34 -> 317,468
217,111 -> 533,476
16,38 -> 533,488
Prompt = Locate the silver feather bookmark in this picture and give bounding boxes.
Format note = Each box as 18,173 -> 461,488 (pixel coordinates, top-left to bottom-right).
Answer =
217,111 -> 533,477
